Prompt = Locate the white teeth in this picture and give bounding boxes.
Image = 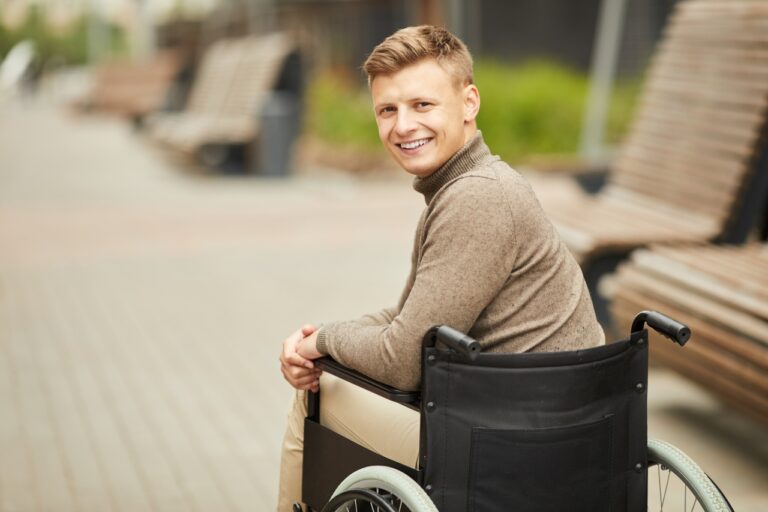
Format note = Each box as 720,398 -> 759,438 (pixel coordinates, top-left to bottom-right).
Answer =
400,139 -> 429,150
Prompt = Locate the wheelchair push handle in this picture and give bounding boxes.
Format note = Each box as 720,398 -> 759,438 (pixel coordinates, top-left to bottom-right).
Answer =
631,310 -> 691,346
428,325 -> 481,360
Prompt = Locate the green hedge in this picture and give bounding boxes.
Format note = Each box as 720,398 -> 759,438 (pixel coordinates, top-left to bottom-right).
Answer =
305,69 -> 381,149
0,6 -> 128,67
305,59 -> 640,165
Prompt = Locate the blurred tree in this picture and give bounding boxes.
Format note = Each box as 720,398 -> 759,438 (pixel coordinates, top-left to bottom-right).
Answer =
0,4 -> 127,66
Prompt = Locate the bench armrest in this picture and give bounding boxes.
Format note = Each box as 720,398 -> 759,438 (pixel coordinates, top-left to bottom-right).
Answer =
315,357 -> 420,408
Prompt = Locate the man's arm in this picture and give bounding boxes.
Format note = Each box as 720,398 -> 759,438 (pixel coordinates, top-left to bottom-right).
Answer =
356,307 -> 398,326
311,177 -> 518,390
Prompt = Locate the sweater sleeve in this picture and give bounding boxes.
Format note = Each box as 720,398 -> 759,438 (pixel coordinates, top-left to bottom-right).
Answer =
320,175 -> 518,390
316,306 -> 397,354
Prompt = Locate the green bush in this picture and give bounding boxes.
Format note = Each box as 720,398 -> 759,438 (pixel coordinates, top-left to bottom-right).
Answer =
305,70 -> 381,150
0,6 -> 129,67
305,59 -> 640,165
475,60 -> 582,162
476,59 -> 640,163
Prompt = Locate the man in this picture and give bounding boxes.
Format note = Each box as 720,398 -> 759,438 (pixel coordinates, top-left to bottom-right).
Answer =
277,25 -> 604,510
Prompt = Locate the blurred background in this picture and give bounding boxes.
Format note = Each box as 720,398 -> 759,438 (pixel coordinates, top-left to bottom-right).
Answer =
1,0 -> 767,510
0,0 -> 674,171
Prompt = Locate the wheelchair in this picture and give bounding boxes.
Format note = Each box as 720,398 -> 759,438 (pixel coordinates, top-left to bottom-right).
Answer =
296,311 -> 733,512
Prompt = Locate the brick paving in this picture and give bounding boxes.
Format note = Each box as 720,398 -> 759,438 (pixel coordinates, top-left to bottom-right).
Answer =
0,101 -> 765,511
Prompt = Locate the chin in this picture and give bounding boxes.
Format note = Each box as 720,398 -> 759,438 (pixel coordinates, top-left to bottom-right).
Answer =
400,161 -> 437,177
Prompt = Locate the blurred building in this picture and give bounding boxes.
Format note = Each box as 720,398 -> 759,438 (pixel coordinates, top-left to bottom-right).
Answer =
2,0 -> 680,77
271,0 -> 678,79
469,0 -> 679,76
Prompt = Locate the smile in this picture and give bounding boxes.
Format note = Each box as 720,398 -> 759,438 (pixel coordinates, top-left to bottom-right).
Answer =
397,138 -> 432,150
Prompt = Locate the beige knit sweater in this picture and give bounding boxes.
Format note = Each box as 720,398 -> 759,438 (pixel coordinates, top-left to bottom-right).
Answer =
316,132 -> 604,390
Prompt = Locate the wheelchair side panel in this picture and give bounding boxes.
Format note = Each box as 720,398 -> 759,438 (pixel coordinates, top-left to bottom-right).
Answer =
302,418 -> 420,510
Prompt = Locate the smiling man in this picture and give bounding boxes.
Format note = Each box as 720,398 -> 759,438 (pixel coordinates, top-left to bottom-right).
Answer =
277,26 -> 604,510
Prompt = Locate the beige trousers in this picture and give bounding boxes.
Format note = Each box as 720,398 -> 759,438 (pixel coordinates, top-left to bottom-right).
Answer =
277,373 -> 420,511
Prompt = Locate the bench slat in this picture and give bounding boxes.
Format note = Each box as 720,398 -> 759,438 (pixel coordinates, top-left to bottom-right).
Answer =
612,256 -> 768,341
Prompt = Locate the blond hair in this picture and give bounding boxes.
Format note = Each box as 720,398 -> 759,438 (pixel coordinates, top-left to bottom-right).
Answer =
363,25 -> 473,87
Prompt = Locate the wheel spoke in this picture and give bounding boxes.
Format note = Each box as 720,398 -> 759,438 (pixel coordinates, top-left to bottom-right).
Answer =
660,465 -> 671,509
657,465 -> 663,510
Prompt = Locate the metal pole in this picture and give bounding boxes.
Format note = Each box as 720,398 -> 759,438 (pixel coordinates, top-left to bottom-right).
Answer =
134,0 -> 156,61
445,0 -> 463,39
579,0 -> 628,161
87,0 -> 109,63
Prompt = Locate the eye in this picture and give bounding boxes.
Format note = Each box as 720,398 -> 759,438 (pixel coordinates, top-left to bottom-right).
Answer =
378,106 -> 396,116
415,101 -> 433,111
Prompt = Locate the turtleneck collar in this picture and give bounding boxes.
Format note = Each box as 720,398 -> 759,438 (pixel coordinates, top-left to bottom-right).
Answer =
412,131 -> 492,204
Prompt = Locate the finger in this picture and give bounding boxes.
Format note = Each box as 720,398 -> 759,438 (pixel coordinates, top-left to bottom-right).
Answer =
285,365 -> 315,381
301,324 -> 316,336
280,366 -> 315,389
285,374 -> 319,391
285,363 -> 321,381
284,330 -> 300,347
285,352 -> 313,369
299,379 -> 321,392
291,373 -> 319,387
281,359 -> 309,375
282,339 -> 309,364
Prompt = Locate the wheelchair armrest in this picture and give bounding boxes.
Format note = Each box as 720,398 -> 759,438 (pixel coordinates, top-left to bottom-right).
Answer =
315,357 -> 420,408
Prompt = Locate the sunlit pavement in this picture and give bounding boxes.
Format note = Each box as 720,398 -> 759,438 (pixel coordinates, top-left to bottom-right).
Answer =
1,99 -> 765,511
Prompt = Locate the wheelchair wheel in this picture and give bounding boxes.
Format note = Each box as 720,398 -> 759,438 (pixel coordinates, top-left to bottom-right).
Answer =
647,438 -> 733,511
322,465 -> 437,512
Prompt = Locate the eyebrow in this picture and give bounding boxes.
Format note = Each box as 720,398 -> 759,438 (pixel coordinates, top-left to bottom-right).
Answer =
374,96 -> 439,110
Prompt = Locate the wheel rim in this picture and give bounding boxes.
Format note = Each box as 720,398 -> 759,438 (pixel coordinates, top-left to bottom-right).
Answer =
649,461 -> 705,511
329,466 -> 436,512
323,488 -> 402,512
647,438 -> 733,512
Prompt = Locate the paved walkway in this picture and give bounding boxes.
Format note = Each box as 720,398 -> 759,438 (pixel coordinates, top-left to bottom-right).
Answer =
0,100 -> 766,511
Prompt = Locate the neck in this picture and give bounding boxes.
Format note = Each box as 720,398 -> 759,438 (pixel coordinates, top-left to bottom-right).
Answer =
463,123 -> 478,145
413,130 -> 491,204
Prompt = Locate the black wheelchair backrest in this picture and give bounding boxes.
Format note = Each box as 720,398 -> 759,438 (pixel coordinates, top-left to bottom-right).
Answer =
419,331 -> 649,512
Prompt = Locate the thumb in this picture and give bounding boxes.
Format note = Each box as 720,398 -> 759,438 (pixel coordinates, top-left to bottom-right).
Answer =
301,324 -> 317,336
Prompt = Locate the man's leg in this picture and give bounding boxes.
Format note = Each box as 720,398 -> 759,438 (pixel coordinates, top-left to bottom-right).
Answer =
319,373 -> 420,467
277,374 -> 420,511
278,389 -> 307,511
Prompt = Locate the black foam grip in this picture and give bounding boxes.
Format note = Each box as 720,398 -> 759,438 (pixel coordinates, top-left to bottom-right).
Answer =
633,310 -> 691,346
435,326 -> 481,359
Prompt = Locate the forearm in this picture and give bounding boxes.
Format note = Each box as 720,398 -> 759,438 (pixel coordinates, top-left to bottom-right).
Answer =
357,306 -> 398,326
318,321 -> 422,390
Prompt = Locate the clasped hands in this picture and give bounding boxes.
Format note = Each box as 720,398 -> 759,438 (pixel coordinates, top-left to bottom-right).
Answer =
279,324 -> 323,393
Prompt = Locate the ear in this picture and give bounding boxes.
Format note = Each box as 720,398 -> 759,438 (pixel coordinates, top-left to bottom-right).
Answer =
463,84 -> 480,123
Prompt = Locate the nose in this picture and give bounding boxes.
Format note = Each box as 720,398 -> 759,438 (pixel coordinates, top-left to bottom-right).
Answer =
394,108 -> 417,137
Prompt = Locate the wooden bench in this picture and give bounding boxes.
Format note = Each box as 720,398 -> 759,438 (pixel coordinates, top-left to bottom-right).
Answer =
608,243 -> 768,425
74,50 -> 182,121
527,0 -> 768,323
147,32 -> 296,160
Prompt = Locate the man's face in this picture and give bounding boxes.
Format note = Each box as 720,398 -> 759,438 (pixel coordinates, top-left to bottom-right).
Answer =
371,58 -> 479,177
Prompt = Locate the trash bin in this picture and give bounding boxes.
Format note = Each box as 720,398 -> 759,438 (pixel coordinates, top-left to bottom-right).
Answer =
254,90 -> 301,176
